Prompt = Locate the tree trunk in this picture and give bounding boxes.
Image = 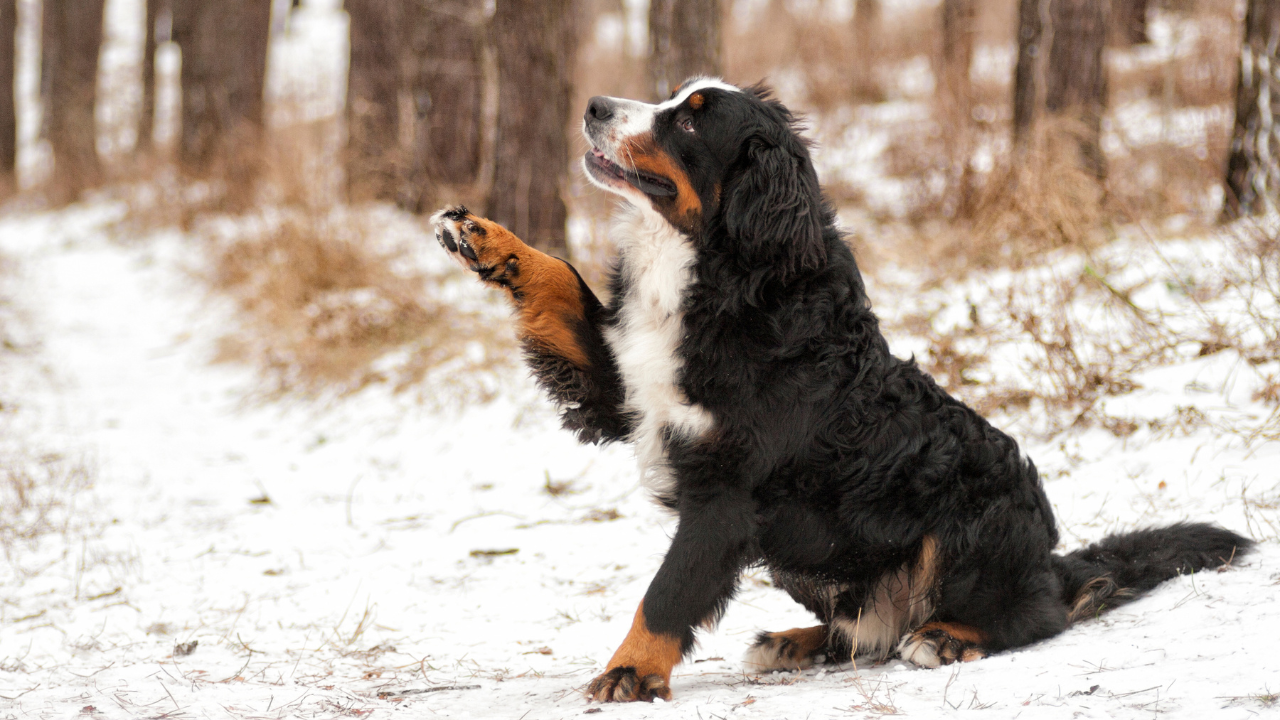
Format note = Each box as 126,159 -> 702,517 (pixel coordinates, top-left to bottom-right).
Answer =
852,0 -> 881,102
1011,0 -> 1042,154
1225,0 -> 1280,219
1044,0 -> 1108,180
490,0 -> 577,257
44,0 -> 106,200
0,0 -> 15,190
647,0 -> 722,101
939,0 -> 976,217
137,0 -> 164,154
344,0 -> 402,203
172,0 -> 272,207
403,0 -> 484,213
1110,0 -> 1149,47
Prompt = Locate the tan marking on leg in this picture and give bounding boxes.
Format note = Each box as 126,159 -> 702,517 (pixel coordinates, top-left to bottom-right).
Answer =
587,601 -> 684,702
442,212 -> 590,369
832,535 -> 941,661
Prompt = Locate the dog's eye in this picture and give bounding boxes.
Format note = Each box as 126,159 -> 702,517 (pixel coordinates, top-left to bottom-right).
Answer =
678,117 -> 695,134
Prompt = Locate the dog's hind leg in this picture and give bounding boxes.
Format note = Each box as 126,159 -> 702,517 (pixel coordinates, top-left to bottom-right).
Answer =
900,518 -> 1067,668
744,626 -> 838,672
897,622 -> 987,668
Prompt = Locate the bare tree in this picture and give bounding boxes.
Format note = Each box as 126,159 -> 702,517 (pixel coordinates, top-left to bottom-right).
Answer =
0,0 -> 15,191
403,0 -> 484,212
171,0 -> 272,206
1011,0 -> 1041,152
345,0 -> 402,202
1111,0 -> 1150,47
44,0 -> 106,199
1225,0 -> 1280,218
939,0 -> 976,216
1045,0 -> 1107,179
1012,0 -> 1108,179
852,0 -> 881,101
647,0 -> 722,100
490,0 -> 577,257
137,0 -> 167,154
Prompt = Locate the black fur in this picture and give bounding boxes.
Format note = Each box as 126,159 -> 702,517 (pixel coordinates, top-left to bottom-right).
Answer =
536,261 -> 630,445
522,83 -> 1253,665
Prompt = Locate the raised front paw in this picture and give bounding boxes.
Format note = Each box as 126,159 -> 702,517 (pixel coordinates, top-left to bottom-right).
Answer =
429,205 -> 521,287
897,622 -> 987,668
586,666 -> 672,703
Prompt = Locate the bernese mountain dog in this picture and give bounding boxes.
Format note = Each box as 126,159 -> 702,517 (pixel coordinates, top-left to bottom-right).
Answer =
429,78 -> 1252,704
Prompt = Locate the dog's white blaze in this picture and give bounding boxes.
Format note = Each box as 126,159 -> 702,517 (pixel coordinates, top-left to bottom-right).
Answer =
604,205 -> 713,499
583,79 -> 737,498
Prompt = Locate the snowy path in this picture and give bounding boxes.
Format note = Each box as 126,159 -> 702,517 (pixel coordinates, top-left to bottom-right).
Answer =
1,206 -> 1278,719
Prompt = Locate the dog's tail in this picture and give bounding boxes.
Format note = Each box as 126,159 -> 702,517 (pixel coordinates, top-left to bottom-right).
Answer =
1052,522 -> 1253,623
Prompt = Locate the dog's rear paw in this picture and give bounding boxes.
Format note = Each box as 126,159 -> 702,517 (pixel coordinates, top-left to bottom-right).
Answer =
897,622 -> 987,668
429,206 -> 520,286
744,626 -> 829,672
586,667 -> 671,703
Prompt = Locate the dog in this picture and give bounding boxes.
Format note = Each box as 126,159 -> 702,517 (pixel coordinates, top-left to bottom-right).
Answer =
429,78 -> 1253,703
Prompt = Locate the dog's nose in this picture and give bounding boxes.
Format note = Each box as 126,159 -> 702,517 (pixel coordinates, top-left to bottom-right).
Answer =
585,96 -> 616,124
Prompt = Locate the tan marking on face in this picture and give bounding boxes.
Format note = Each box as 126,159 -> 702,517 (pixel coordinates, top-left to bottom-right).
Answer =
688,93 -> 704,110
618,132 -> 701,225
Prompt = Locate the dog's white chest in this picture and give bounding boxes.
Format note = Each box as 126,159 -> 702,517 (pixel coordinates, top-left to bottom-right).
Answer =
604,210 -> 714,496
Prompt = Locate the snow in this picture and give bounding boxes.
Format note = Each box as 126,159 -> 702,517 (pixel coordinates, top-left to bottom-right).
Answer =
1,201 -> 1277,720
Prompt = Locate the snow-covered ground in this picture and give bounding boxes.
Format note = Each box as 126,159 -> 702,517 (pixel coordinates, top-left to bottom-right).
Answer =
1,202 -> 1277,720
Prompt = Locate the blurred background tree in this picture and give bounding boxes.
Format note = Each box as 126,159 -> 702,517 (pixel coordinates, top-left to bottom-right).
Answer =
405,0 -> 484,214
43,0 -> 105,201
489,0 -> 577,257
344,0 -> 403,203
647,0 -> 722,101
0,0 -> 14,194
171,0 -> 272,210
1224,0 -> 1280,219
0,0 -> 1268,248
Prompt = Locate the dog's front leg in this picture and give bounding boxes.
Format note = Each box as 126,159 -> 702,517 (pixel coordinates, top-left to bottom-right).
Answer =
430,206 -> 629,443
587,487 -> 754,702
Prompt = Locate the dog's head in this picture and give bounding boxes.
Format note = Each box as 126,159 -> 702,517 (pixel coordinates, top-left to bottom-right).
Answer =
582,78 -> 827,279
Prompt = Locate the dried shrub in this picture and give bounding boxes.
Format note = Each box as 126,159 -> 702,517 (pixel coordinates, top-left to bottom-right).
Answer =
206,209 -> 513,399
893,217 -> 1280,442
887,118 -> 1106,278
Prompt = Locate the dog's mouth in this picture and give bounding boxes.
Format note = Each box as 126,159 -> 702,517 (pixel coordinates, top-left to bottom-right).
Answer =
585,148 -> 677,198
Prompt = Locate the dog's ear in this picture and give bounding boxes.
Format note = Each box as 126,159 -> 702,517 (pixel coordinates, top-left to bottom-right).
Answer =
722,135 -> 827,281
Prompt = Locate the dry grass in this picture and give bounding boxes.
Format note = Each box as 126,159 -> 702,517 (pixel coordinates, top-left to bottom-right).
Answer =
884,118 -> 1107,278
205,208 -> 513,400
0,451 -> 94,569
889,218 -> 1280,441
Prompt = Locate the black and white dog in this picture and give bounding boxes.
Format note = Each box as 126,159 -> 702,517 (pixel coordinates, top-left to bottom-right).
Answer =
430,78 -> 1251,703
